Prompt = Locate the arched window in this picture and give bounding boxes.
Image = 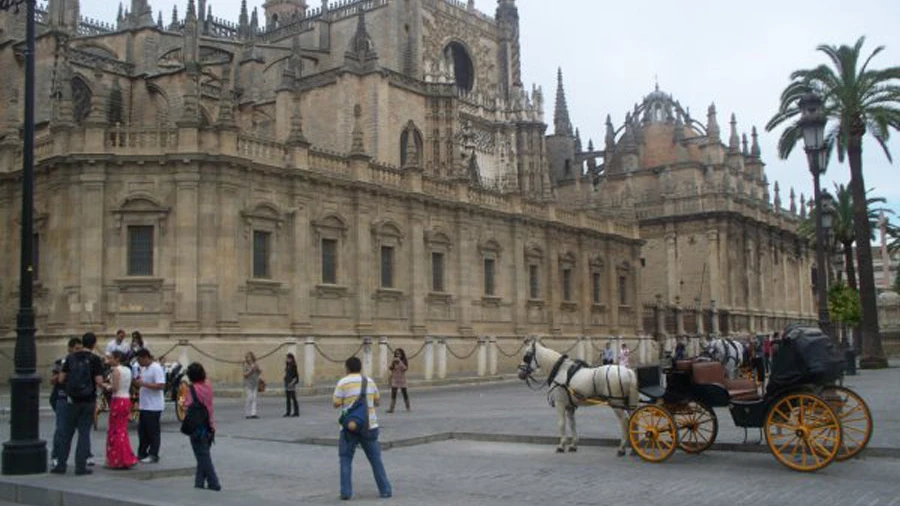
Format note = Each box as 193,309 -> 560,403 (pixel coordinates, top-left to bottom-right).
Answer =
72,77 -> 92,125
443,42 -> 474,92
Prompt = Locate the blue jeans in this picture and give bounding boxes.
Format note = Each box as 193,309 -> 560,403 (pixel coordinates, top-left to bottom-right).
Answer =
54,400 -> 94,472
51,397 -> 69,460
339,428 -> 391,499
190,432 -> 220,489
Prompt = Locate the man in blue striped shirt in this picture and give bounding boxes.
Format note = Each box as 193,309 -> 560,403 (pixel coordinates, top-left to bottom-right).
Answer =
332,356 -> 392,500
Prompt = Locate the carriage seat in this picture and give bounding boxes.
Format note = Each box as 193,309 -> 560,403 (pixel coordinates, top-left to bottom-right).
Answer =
675,360 -> 694,372
691,361 -> 759,400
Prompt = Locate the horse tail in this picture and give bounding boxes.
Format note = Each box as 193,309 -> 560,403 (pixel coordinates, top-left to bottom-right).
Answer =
627,367 -> 639,411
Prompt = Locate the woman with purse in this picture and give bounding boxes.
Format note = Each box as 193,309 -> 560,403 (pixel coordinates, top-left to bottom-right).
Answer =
242,352 -> 261,419
283,353 -> 300,417
387,348 -> 410,413
183,362 -> 221,491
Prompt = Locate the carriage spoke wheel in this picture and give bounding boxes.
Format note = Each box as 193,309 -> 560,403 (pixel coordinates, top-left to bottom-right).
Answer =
765,393 -> 841,472
175,383 -> 188,422
629,405 -> 677,463
822,386 -> 872,461
673,401 -> 718,454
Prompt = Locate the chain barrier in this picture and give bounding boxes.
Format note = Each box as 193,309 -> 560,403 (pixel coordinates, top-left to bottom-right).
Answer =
155,343 -> 180,361
313,342 -> 365,364
0,349 -> 56,369
186,343 -> 245,365
559,339 -> 579,355
445,342 -> 479,360
495,340 -> 527,358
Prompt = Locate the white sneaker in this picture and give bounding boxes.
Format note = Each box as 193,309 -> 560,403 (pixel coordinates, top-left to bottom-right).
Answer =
139,456 -> 159,464
86,457 -> 95,467
50,458 -> 58,468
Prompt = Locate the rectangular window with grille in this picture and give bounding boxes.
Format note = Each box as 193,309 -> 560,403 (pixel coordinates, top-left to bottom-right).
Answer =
127,225 -> 154,276
484,258 -> 495,296
432,252 -> 445,292
381,246 -> 394,288
322,238 -> 337,284
562,268 -> 573,301
618,275 -> 628,305
32,233 -> 39,282
592,272 -> 601,304
529,264 -> 539,299
252,230 -> 271,279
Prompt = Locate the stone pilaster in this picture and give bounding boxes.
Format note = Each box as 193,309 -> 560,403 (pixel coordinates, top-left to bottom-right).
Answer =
510,219 -> 526,334
408,202 -> 427,335
353,192 -> 373,334
79,167 -> 106,327
706,227 -> 720,305
173,167 -> 200,329
665,227 -> 678,303
547,229 -> 560,334
455,209 -> 472,334
216,181 -> 240,327
289,194 -> 311,332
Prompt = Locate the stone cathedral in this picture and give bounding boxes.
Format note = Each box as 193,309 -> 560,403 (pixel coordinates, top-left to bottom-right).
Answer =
0,0 -> 814,380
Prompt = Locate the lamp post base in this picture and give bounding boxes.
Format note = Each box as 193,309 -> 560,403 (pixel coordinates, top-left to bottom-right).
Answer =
1,373 -> 47,475
858,356 -> 889,370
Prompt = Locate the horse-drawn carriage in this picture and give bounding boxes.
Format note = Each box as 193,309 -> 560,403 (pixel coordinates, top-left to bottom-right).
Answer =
629,324 -> 872,471
517,325 -> 872,472
93,361 -> 188,430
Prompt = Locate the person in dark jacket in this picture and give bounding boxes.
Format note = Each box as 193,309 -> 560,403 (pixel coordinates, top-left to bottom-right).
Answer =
184,362 -> 221,491
284,353 -> 300,417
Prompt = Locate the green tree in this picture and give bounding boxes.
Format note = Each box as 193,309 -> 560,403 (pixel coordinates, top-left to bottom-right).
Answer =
797,183 -> 892,291
767,37 -> 900,369
828,281 -> 861,329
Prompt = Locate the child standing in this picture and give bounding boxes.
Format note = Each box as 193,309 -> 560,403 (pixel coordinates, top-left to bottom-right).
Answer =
387,348 -> 410,413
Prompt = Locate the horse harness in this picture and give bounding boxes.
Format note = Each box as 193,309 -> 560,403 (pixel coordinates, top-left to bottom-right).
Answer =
546,354 -> 627,408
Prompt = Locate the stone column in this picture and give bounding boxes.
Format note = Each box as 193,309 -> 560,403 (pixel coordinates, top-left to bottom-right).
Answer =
455,211 -> 472,334
488,336 -> 498,375
437,337 -> 447,380
706,227 -> 720,306
287,338 -> 298,364
584,335 -> 594,364
409,204 -> 427,335
547,230 -> 560,334
477,337 -> 487,376
654,294 -> 666,339
423,336 -> 434,381
79,167 -> 106,326
362,336 -> 373,377
216,181 -> 239,327
665,228 -> 678,303
675,297 -> 685,336
710,300 -> 720,335
576,336 -> 586,362
198,175 -> 218,330
353,193 -> 373,334
378,336 -> 389,378
304,336 -> 316,387
173,168 -> 200,328
178,339 -> 190,368
289,194 -> 311,332
511,220 -> 526,333
695,297 -> 705,335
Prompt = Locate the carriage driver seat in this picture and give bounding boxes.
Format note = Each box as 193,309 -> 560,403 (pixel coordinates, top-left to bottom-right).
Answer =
691,361 -> 759,401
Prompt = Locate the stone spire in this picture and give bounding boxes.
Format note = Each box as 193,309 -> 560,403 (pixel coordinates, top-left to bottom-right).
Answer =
729,113 -> 740,152
47,0 -> 81,33
553,67 -> 573,136
789,187 -> 797,214
345,7 -> 378,69
170,5 -> 179,30
574,128 -> 582,153
238,0 -> 249,38
157,10 -> 164,29
250,7 -> 259,36
621,113 -> 638,154
750,126 -> 761,158
130,0 -> 154,28
706,103 -> 720,142
774,182 -> 781,210
350,104 -> 366,156
198,0 -> 206,24
673,111 -> 684,144
604,114 -> 615,151
216,61 -> 237,129
800,193 -> 807,219
741,133 -> 749,156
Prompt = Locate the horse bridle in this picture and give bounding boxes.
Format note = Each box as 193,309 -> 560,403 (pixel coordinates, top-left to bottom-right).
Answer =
518,341 -> 545,390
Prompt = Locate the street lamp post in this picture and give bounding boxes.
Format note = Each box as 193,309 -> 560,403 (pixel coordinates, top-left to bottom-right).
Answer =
1,0 -> 48,475
798,91 -> 835,342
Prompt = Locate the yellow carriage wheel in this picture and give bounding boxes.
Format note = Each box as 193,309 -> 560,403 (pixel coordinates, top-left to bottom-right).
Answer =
175,383 -> 188,422
765,393 -> 842,472
822,386 -> 872,461
673,401 -> 718,454
629,405 -> 678,463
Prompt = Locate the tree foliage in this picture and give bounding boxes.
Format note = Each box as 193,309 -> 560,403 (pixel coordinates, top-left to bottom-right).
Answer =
828,281 -> 861,327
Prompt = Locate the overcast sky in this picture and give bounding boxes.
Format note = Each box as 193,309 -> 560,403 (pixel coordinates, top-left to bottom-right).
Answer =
83,0 -> 900,225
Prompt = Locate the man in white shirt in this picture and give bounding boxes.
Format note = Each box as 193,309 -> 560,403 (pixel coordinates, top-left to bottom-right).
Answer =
135,348 -> 165,463
105,329 -> 130,357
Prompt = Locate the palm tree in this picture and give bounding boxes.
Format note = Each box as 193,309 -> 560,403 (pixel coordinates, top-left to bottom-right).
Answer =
798,184 -> 892,291
767,37 -> 900,369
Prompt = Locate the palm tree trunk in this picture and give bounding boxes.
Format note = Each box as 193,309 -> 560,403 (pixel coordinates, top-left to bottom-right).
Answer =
848,133 -> 889,368
843,241 -> 857,290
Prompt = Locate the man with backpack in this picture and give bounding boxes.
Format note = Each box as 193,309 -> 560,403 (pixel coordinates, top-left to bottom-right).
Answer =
332,356 -> 392,500
51,332 -> 105,475
49,337 -> 82,469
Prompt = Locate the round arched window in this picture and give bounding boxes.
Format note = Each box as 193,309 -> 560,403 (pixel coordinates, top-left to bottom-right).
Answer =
443,42 -> 474,92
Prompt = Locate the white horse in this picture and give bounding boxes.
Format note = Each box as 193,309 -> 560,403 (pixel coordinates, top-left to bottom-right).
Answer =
705,337 -> 745,379
517,340 -> 639,456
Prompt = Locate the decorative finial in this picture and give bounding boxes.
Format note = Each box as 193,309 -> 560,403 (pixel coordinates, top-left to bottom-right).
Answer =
750,126 -> 761,158
774,181 -> 782,210
741,133 -> 749,156
706,103 -> 720,141
800,193 -> 807,218
729,113 -> 740,152
554,67 -> 573,136
789,187 -> 796,214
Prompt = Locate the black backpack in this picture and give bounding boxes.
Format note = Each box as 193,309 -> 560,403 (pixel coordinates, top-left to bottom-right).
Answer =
180,385 -> 210,436
65,352 -> 95,400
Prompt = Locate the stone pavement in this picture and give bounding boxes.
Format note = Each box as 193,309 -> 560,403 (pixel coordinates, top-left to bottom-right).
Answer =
0,364 -> 898,506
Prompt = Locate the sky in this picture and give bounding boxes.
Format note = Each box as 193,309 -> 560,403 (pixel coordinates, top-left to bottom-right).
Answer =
82,0 -> 900,227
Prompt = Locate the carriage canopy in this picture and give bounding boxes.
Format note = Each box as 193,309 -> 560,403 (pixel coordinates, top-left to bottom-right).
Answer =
766,324 -> 845,396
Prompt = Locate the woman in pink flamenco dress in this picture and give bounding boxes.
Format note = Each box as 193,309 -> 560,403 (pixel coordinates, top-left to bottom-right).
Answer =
105,350 -> 138,469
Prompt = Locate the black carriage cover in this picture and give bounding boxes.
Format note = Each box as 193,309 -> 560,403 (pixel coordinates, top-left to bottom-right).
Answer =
765,324 -> 846,396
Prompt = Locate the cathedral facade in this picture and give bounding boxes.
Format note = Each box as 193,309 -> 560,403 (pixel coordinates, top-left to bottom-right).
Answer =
0,0 -> 649,381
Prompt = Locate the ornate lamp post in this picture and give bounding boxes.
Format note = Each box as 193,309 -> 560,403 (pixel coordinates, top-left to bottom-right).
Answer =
798,92 -> 834,341
1,0 -> 48,475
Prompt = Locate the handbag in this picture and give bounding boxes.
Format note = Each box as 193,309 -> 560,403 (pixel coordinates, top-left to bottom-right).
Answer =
180,385 -> 210,436
338,376 -> 368,433
257,377 -> 266,393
